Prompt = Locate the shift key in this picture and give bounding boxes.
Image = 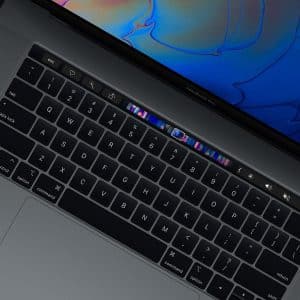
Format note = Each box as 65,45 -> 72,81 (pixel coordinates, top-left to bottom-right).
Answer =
0,98 -> 36,133
0,122 -> 35,160
235,264 -> 286,300
256,249 -> 298,285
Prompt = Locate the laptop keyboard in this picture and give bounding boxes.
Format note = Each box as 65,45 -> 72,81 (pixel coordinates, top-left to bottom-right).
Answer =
0,44 -> 300,300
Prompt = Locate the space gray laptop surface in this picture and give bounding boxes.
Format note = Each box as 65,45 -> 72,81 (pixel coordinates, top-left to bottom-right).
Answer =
0,1 -> 299,300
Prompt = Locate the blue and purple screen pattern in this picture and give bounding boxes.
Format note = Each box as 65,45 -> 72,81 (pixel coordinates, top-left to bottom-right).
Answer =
53,0 -> 300,144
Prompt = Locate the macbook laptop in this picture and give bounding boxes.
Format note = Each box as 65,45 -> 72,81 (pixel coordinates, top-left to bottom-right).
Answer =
0,1 -> 299,299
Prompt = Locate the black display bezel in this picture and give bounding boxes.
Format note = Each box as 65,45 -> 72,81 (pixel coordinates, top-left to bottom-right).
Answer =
33,0 -> 300,159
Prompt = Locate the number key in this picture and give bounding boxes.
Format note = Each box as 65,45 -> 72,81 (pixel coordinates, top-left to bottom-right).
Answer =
140,129 -> 167,155
120,118 -> 146,144
58,81 -> 84,108
222,177 -> 249,203
202,165 -> 228,191
181,153 -> 208,179
38,70 -> 64,97
99,105 -> 126,132
79,94 -> 105,120
161,141 -> 187,167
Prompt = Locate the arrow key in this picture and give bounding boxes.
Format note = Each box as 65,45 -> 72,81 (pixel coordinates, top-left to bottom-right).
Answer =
207,274 -> 234,300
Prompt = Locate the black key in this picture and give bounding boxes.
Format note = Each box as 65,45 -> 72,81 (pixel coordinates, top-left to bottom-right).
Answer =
33,174 -> 64,203
222,177 -> 249,203
132,204 -> 158,231
6,78 -> 42,110
37,96 -> 63,123
132,178 -> 159,205
38,70 -> 64,96
118,143 -> 145,170
243,189 -> 270,215
79,94 -> 105,120
77,120 -> 104,146
173,201 -> 200,229
17,58 -> 44,84
99,106 -> 126,132
98,131 -> 125,158
202,165 -> 229,192
284,212 -> 300,239
120,118 -> 146,144
161,248 -> 192,278
82,77 -> 103,95
61,64 -> 83,83
29,145 -> 55,171
0,150 -> 18,177
187,263 -> 213,290
90,181 -> 117,207
111,193 -> 138,219
231,287 -> 254,300
139,155 -> 165,182
214,252 -> 240,278
201,191 -> 228,218
161,141 -> 187,168
172,228 -> 199,255
0,122 -> 35,160
235,237 -> 262,264
194,213 -> 221,241
283,238 -> 300,265
181,153 -> 208,180
242,215 -> 268,241
140,129 -> 167,155
12,162 -> 39,189
58,82 -> 84,108
49,156 -> 76,183
263,200 -> 290,227
152,216 -> 178,243
215,226 -> 241,252
91,154 -> 118,181
180,179 -> 207,206
30,119 -> 57,146
71,142 -> 97,169
59,189 -> 166,263
234,264 -> 286,300
207,274 -> 234,300
256,249 -> 297,285
159,167 -> 186,194
193,240 -> 220,266
70,168 -> 96,195
112,166 -> 139,193
221,203 -> 248,229
263,227 -> 288,253
0,98 -> 36,134
153,190 -> 180,217
57,108 -> 83,135
51,131 -> 77,157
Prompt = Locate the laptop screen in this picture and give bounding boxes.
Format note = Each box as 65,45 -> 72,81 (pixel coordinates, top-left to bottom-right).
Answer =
51,0 -> 300,146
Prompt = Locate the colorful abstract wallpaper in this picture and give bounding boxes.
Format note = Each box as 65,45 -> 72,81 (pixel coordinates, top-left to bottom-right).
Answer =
52,0 -> 300,143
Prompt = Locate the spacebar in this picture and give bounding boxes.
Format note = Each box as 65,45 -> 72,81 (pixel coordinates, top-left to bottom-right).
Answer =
59,189 -> 167,263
